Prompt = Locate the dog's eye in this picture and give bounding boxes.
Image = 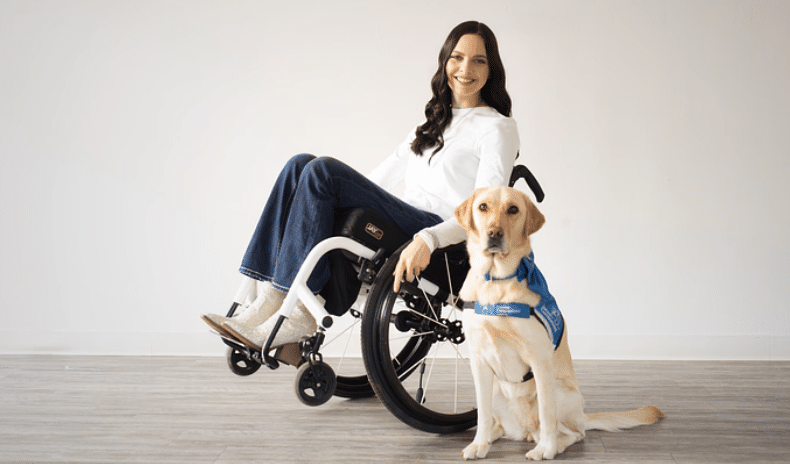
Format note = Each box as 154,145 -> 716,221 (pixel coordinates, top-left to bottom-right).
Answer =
478,203 -> 488,212
507,206 -> 519,215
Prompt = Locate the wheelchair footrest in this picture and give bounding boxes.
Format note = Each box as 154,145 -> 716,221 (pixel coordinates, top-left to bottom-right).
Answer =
273,343 -> 302,367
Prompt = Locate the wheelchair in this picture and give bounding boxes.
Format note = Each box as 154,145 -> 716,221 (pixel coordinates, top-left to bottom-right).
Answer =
215,164 -> 544,434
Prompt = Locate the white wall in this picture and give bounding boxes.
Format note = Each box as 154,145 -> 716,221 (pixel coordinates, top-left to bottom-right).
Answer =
1,0 -> 788,359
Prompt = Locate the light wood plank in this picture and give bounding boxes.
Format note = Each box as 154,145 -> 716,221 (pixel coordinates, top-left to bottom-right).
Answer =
1,355 -> 789,463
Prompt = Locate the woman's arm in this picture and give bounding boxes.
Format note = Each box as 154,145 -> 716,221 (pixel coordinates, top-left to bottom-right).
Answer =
392,219 -> 467,293
473,118 -> 520,190
393,118 -> 520,291
368,130 -> 415,193
368,150 -> 406,193
416,118 -> 520,252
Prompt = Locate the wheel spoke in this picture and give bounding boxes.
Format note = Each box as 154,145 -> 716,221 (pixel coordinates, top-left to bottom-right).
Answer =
396,353 -> 427,381
419,341 -> 441,402
390,330 -> 435,341
324,316 -> 360,347
336,321 -> 355,374
361,244 -> 476,433
405,307 -> 448,329
416,277 -> 443,325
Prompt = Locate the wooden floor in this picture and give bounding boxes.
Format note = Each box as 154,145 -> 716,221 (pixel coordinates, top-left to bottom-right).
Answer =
1,355 -> 789,463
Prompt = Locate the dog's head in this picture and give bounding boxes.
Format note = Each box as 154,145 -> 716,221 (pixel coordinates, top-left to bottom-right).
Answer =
454,186 -> 545,258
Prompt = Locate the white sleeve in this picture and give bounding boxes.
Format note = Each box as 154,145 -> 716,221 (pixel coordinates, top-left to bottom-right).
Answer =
416,217 -> 466,253
368,151 -> 405,194
474,118 -> 520,189
417,118 -> 521,252
368,131 -> 414,194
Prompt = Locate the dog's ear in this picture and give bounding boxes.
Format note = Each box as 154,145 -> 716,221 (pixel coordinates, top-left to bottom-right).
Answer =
522,196 -> 545,237
454,191 -> 478,232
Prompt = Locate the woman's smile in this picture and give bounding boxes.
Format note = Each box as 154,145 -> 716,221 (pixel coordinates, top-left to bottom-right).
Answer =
446,34 -> 489,108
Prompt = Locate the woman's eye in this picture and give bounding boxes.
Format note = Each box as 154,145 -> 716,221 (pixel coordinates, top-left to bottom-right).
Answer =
507,206 -> 519,215
478,203 -> 488,212
475,59 -> 488,65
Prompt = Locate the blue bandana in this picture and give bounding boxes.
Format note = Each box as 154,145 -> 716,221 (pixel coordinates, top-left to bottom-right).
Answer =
473,252 -> 564,349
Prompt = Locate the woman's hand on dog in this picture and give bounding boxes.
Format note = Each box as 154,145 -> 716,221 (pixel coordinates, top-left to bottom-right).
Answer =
393,236 -> 431,293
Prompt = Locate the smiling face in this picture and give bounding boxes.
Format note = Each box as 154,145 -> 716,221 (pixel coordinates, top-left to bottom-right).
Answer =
445,34 -> 490,108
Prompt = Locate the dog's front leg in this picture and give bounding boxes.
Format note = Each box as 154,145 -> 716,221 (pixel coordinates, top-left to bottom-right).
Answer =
463,358 -> 496,460
526,358 -> 558,461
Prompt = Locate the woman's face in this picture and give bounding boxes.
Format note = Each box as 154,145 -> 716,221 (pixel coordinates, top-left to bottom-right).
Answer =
445,34 -> 489,108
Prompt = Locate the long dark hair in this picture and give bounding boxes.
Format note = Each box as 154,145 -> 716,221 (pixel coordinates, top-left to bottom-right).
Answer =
411,21 -> 512,158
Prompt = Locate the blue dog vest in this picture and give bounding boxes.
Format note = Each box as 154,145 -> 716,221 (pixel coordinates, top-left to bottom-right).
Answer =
467,252 -> 564,350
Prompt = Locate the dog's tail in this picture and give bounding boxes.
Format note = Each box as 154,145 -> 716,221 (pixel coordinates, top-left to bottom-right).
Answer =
585,405 -> 665,432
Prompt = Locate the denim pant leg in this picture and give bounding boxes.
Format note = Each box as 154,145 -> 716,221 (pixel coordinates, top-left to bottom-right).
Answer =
241,155 -> 442,294
239,153 -> 317,283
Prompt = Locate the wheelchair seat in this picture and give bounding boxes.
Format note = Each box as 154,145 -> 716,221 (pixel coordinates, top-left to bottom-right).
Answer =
333,207 -> 469,305
316,208 -> 411,318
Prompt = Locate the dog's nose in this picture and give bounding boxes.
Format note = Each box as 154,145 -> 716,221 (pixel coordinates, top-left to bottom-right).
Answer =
487,227 -> 503,240
486,227 -> 504,252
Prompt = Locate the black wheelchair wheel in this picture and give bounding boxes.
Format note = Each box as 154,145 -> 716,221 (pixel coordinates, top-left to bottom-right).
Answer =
226,346 -> 261,376
361,245 -> 477,434
294,360 -> 337,406
220,302 -> 402,401
334,373 -> 372,398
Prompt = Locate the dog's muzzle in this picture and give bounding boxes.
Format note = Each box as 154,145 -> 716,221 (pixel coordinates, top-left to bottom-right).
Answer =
485,228 -> 504,253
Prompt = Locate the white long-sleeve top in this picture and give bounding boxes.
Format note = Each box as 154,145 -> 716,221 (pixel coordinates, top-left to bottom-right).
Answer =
368,106 -> 519,252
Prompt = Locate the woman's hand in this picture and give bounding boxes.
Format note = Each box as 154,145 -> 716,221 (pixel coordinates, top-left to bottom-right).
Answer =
393,236 -> 431,293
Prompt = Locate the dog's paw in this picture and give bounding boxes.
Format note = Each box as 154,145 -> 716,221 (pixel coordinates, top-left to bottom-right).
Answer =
492,422 -> 505,441
526,443 -> 557,461
462,442 -> 491,460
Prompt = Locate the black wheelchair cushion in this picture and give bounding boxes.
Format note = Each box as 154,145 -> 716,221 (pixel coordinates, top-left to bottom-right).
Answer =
335,207 -> 471,295
334,208 -> 410,255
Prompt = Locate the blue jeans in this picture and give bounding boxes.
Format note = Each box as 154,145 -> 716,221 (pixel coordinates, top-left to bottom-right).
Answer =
240,154 -> 443,293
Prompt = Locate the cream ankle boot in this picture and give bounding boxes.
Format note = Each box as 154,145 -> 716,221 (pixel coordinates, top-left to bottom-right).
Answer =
221,300 -> 317,351
201,280 -> 285,337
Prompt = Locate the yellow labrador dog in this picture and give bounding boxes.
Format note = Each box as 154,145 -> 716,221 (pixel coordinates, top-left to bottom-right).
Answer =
456,186 -> 664,461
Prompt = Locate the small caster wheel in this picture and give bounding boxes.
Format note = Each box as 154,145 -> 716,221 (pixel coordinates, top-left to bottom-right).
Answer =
294,361 -> 337,406
226,347 -> 261,376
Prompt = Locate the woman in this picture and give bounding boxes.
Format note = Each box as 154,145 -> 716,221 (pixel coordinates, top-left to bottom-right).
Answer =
201,21 -> 520,350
